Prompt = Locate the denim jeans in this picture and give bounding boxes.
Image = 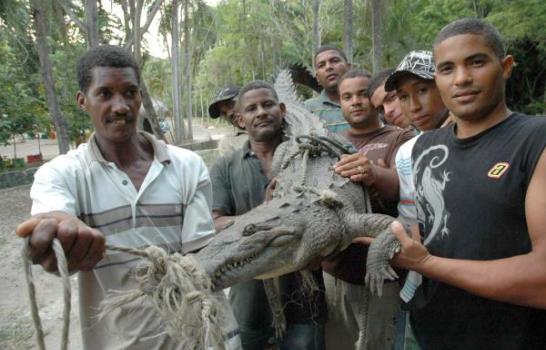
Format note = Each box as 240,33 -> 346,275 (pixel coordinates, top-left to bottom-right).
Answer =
279,322 -> 325,350
239,322 -> 324,350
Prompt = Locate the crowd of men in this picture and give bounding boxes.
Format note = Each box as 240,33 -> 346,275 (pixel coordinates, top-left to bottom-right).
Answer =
17,17 -> 546,350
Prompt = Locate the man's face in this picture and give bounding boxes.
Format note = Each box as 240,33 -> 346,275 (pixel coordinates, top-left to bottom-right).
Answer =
434,34 -> 513,122
339,76 -> 378,128
370,83 -> 411,129
77,67 -> 141,144
315,50 -> 350,92
238,88 -> 285,142
217,99 -> 240,127
396,76 -> 446,131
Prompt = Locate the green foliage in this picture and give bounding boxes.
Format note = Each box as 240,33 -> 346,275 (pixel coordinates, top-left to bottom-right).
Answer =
0,30 -> 44,148
1,0 -> 545,141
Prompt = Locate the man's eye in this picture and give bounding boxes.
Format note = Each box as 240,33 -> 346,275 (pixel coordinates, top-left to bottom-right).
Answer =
398,94 -> 408,102
99,90 -> 111,98
386,93 -> 396,102
471,59 -> 485,67
438,66 -> 453,74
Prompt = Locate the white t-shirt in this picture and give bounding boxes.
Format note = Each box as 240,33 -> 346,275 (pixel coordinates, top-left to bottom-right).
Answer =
395,133 -> 421,228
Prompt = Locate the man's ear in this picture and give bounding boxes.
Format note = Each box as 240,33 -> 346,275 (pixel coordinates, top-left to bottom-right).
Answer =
236,114 -> 246,129
76,91 -> 86,111
501,55 -> 514,80
279,102 -> 286,116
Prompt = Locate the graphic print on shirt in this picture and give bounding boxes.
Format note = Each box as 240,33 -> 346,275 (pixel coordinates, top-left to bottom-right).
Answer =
413,144 -> 451,245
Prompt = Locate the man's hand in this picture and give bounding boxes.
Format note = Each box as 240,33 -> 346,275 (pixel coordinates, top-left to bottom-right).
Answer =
334,153 -> 379,186
264,177 -> 278,202
390,221 -> 431,270
352,236 -> 374,246
16,212 -> 106,273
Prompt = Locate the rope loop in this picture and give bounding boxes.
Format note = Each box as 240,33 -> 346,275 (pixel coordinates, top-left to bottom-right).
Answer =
22,237 -> 71,350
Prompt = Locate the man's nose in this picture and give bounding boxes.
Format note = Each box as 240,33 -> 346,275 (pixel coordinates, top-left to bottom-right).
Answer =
351,95 -> 362,106
454,66 -> 472,86
410,95 -> 422,112
255,104 -> 268,117
112,95 -> 129,114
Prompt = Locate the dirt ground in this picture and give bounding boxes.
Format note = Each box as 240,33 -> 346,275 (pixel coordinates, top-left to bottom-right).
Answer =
0,185 -> 82,350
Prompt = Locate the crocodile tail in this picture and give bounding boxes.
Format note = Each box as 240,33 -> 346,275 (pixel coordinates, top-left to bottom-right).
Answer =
273,69 -> 328,137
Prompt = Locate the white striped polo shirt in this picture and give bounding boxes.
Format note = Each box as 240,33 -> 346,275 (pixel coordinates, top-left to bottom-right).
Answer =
30,132 -> 240,350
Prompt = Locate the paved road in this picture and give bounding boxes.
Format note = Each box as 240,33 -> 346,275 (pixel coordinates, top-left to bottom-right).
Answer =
0,121 -> 234,163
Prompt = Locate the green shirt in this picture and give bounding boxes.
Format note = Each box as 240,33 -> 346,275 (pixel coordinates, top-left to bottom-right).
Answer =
304,90 -> 349,133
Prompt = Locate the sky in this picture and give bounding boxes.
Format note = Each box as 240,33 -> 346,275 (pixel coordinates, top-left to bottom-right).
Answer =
107,0 -> 222,59
148,0 -> 222,58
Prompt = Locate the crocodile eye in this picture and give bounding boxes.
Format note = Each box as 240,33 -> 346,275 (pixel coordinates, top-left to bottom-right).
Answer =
243,224 -> 256,236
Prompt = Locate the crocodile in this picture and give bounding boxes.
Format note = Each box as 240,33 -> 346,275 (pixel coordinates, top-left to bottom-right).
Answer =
192,70 -> 402,295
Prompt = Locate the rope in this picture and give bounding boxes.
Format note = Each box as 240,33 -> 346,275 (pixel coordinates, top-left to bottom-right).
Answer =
22,238 -> 71,350
22,241 -> 225,349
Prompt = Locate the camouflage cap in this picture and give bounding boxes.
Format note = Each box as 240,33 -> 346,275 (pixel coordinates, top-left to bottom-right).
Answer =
384,50 -> 435,92
208,85 -> 240,118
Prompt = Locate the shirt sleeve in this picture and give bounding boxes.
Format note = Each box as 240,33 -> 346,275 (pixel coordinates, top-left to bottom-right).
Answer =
180,155 -> 215,253
30,158 -> 78,216
395,136 -> 420,228
388,128 -> 417,167
209,157 -> 234,215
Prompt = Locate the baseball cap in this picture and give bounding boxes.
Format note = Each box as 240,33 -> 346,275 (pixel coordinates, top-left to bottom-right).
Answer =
208,86 -> 240,118
384,50 -> 435,92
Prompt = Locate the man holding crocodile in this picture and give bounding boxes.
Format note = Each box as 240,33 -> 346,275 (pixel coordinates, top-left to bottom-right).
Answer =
322,68 -> 414,349
209,80 -> 327,349
357,18 -> 546,349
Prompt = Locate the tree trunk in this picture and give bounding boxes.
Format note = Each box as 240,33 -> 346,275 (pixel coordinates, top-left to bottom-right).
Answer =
130,0 -> 165,141
343,0 -> 353,63
312,0 -> 321,51
171,0 -> 185,144
183,0 -> 193,141
140,82 -> 166,140
31,0 -> 70,154
371,0 -> 382,73
86,0 -> 100,47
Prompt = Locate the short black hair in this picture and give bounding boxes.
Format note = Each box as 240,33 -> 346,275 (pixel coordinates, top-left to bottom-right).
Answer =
236,80 -> 279,110
77,45 -> 140,93
337,69 -> 372,91
367,69 -> 394,98
434,18 -> 505,59
313,44 -> 348,66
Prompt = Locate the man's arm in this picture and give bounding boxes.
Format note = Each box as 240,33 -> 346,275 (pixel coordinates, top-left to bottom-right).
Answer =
212,210 -> 238,232
390,149 -> 546,309
16,211 -> 105,273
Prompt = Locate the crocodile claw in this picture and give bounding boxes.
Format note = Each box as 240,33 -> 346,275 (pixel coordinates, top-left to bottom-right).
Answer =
365,229 -> 402,296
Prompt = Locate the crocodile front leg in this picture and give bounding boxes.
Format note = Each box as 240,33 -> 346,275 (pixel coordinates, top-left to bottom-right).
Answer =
342,212 -> 401,296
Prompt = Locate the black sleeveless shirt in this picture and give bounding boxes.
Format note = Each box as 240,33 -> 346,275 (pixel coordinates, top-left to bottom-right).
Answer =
409,113 -> 546,349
